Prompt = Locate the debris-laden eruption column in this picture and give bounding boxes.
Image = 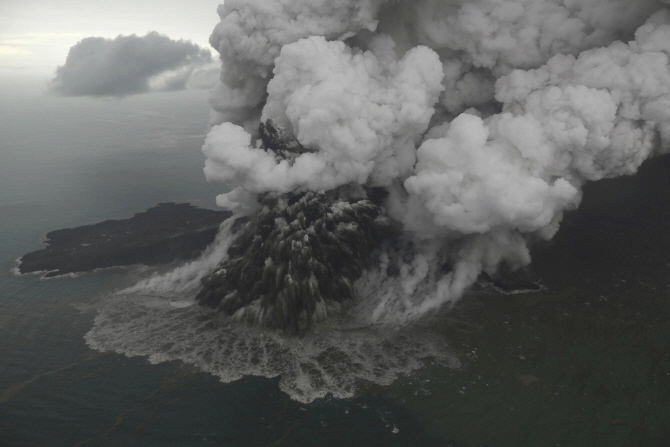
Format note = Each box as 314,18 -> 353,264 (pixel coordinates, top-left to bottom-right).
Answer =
198,0 -> 670,332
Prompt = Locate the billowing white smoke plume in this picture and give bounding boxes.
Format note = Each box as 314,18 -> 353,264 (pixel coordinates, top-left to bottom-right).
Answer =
202,0 -> 670,323
50,32 -> 217,97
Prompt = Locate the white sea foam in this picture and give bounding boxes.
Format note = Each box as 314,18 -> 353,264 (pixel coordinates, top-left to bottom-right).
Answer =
81,200 -> 464,403
9,266 -> 25,276
492,284 -> 546,295
85,286 -> 458,403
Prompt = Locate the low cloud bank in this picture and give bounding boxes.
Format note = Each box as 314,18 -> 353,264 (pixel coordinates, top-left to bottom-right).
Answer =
49,32 -> 215,97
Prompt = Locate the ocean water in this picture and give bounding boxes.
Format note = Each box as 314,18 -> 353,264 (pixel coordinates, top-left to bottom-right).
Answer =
1,87 -> 669,446
0,89 -> 454,446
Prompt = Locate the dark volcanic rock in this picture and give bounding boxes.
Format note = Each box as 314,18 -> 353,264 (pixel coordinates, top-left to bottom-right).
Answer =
259,119 -> 316,161
474,269 -> 544,295
196,121 -> 393,334
196,190 -> 389,335
19,202 -> 230,277
197,120 -> 390,334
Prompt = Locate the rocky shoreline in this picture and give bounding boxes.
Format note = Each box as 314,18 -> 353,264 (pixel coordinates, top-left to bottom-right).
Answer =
18,202 -> 230,278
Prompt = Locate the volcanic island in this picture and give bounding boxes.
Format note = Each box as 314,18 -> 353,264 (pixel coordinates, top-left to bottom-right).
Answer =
18,202 -> 230,278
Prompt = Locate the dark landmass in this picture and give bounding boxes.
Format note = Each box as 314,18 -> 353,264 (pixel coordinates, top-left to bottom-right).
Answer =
19,202 -> 230,277
196,120 -> 390,334
196,120 -> 388,334
475,271 -> 544,294
197,189 -> 388,334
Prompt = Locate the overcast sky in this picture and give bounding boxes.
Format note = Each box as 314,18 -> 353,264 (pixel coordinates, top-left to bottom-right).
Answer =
0,0 -> 222,88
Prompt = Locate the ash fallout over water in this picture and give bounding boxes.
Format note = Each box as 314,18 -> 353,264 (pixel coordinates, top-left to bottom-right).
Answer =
87,0 -> 670,400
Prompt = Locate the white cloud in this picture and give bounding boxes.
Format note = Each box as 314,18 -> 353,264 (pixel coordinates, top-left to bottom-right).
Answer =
49,32 -> 212,97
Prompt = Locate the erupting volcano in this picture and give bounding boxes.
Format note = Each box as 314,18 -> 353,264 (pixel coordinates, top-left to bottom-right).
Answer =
185,0 -> 670,332
188,0 -> 670,333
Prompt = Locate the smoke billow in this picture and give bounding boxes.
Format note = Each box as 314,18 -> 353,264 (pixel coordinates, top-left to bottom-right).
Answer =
50,32 -> 216,97
197,0 -> 670,326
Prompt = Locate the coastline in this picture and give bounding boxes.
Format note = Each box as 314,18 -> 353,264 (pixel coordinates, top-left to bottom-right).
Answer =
17,202 -> 230,278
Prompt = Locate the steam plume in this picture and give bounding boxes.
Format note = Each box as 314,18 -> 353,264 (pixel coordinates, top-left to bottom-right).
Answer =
201,0 -> 670,324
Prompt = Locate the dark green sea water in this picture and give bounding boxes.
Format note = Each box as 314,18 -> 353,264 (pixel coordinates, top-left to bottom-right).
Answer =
1,90 -> 668,446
